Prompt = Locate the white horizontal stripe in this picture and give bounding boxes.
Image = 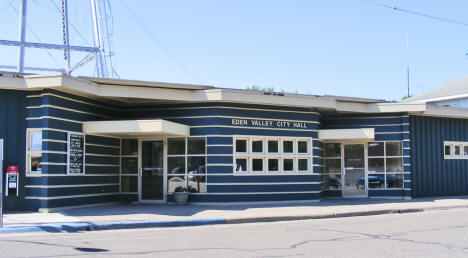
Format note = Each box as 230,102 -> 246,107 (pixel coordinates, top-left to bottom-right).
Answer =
207,182 -> 323,186
325,123 -> 409,128
192,125 -> 317,132
30,128 -> 82,134
86,163 -> 120,167
86,153 -> 120,157
374,131 -> 409,135
128,105 -> 319,115
25,192 -> 118,200
85,133 -> 122,139
188,191 -> 321,195
165,115 -> 319,124
26,104 -> 116,119
86,143 -> 120,149
40,162 -> 66,166
26,173 -> 120,177
326,115 -> 407,120
403,180 -> 411,183
233,173 -> 316,176
25,183 -> 119,188
43,139 -> 67,144
27,116 -> 82,124
27,93 -> 117,111
42,151 -> 67,155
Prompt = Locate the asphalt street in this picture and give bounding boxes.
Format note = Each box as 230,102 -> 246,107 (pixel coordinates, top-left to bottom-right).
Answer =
0,208 -> 467,257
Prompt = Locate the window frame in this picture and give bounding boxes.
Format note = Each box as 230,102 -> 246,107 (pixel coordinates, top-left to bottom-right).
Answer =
233,136 -> 313,175
444,141 -> 468,159
167,137 -> 207,193
26,129 -> 43,176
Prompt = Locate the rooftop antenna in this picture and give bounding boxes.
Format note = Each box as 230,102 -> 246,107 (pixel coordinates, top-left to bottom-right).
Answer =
0,0 -> 117,78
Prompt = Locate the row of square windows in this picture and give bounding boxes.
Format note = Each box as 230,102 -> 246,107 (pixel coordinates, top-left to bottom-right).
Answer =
444,141 -> 468,159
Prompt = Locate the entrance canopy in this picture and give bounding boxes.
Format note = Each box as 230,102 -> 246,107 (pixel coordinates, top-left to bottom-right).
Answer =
83,119 -> 190,137
318,128 -> 374,142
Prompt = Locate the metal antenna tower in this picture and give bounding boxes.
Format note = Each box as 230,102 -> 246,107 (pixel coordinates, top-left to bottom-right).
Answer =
0,0 -> 117,78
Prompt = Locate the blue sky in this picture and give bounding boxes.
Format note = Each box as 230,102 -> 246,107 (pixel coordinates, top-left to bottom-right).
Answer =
1,0 -> 468,100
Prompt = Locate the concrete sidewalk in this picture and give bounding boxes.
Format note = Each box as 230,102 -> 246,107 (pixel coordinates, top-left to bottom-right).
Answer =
2,196 -> 468,233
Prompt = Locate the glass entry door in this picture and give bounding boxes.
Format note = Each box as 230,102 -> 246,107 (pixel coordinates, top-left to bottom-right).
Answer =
139,140 -> 165,202
343,144 -> 367,197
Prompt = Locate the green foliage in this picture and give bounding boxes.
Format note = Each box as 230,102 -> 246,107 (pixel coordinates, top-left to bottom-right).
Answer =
245,85 -> 288,94
401,95 -> 414,101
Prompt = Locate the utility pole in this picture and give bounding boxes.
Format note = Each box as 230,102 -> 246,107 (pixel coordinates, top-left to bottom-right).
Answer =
406,32 -> 410,98
17,0 -> 28,73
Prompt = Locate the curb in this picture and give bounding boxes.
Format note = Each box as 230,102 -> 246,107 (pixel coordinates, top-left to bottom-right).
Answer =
2,205 -> 468,234
0,218 -> 226,234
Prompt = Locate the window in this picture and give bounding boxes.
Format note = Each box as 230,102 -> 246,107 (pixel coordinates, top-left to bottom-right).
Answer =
324,143 -> 341,189
120,139 -> 138,193
26,130 -> 42,175
367,141 -> 404,189
233,136 -> 313,175
167,137 -> 206,193
444,141 -> 468,159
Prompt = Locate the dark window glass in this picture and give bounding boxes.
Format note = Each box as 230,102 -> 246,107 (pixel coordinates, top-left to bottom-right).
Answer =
386,174 -> 403,188
368,158 -> 384,173
454,145 -> 461,156
188,138 -> 205,154
283,141 -> 293,153
325,159 -> 341,174
325,174 -> 341,189
367,173 -> 385,189
121,139 -> 138,156
252,159 -> 263,172
298,141 -> 308,154
236,139 -> 247,153
324,143 -> 340,157
121,176 -> 138,192
236,158 -> 248,172
464,146 -> 468,156
31,155 -> 42,172
386,142 -> 402,156
268,159 -> 279,172
188,156 -> 205,174
298,159 -> 308,171
268,140 -> 278,153
283,159 -> 293,171
445,145 -> 451,156
168,157 -> 185,174
368,142 -> 384,156
252,140 -> 263,153
386,158 -> 403,172
168,138 -> 185,155
121,157 -> 138,174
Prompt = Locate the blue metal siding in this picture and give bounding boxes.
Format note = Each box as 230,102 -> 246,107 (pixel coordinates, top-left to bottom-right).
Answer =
0,90 -> 28,209
24,89 -> 121,209
410,115 -> 468,197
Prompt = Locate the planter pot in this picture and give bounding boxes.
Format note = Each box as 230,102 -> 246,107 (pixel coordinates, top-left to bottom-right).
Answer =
173,192 -> 189,205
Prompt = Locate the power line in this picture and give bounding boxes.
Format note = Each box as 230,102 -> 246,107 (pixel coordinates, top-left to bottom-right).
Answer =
359,0 -> 468,27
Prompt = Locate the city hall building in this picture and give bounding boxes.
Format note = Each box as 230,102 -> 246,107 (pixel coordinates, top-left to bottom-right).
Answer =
1,72 -> 468,212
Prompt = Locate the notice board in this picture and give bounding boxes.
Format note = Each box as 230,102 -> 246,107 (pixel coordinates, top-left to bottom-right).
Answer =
67,132 -> 85,175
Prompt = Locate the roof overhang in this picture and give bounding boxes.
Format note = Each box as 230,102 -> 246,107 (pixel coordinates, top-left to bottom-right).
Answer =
318,128 -> 375,142
82,119 -> 190,137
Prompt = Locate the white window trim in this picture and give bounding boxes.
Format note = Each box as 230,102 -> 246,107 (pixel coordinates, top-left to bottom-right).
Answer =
444,141 -> 468,159
26,129 -> 43,176
234,136 -> 313,175
166,137 -> 207,191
